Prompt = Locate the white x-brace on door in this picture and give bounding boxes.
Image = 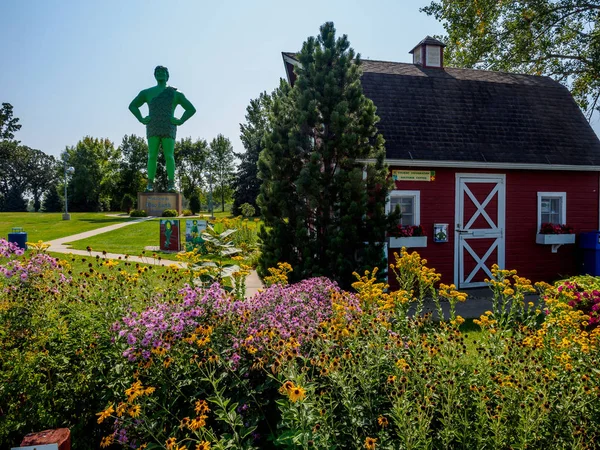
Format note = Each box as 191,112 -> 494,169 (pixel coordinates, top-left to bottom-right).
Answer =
454,174 -> 506,288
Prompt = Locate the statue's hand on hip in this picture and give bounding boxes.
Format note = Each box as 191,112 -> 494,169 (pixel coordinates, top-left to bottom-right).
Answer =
140,116 -> 151,125
170,117 -> 183,126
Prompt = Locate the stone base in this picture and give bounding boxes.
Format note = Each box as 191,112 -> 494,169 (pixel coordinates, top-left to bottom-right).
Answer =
138,192 -> 182,217
62,213 -> 71,221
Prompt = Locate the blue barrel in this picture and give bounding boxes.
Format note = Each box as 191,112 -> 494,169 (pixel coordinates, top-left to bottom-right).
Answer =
580,231 -> 600,276
8,227 -> 27,250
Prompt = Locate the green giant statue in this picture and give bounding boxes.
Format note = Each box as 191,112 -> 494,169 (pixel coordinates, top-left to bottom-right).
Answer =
129,66 -> 196,192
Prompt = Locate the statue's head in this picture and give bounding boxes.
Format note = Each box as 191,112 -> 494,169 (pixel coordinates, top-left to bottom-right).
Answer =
154,65 -> 169,82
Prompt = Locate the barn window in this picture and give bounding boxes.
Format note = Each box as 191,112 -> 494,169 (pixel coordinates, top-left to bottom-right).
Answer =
387,190 -> 421,226
537,192 -> 566,228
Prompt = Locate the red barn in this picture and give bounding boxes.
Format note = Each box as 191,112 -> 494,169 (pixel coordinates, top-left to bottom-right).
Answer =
282,37 -> 600,288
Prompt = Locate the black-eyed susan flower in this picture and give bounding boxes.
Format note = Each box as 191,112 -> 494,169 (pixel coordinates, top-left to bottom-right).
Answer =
288,385 -> 306,402
96,404 -> 114,424
100,435 -> 114,448
189,415 -> 208,430
195,441 -> 211,450
195,399 -> 210,415
364,437 -> 377,449
128,404 -> 141,418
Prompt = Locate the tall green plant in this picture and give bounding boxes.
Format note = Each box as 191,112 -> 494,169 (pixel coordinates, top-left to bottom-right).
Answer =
257,22 -> 395,289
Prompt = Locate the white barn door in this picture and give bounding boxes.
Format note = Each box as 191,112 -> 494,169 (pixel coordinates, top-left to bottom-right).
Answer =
454,174 -> 506,288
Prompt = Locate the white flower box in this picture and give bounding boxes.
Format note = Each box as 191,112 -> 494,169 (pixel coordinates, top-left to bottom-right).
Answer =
389,236 -> 428,248
536,234 -> 576,245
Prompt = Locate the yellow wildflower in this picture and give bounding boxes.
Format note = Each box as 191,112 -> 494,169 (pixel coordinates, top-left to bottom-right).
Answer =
100,435 -> 114,448
116,402 -> 127,417
128,404 -> 141,418
195,399 -> 210,415
96,404 -> 114,424
189,415 -> 208,430
364,437 -> 377,449
288,385 -> 306,402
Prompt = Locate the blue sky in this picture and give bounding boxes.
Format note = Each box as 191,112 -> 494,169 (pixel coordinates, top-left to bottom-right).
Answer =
2,0 -> 598,159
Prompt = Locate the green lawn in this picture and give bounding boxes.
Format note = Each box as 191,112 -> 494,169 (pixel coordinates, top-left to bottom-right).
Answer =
63,213 -> 258,255
48,251 -> 178,277
64,218 -> 178,255
0,212 -> 134,242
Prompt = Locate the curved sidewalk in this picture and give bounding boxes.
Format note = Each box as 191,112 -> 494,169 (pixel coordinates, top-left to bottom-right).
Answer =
45,218 -> 265,298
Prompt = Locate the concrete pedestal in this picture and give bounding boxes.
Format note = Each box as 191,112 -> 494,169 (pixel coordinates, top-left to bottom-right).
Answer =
137,192 -> 182,217
62,213 -> 71,221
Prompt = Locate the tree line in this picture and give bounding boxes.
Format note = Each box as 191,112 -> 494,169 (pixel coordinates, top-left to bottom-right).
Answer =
0,102 -> 237,214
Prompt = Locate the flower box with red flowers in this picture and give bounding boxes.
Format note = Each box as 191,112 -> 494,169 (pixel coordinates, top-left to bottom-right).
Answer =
536,223 -> 576,245
388,225 -> 427,248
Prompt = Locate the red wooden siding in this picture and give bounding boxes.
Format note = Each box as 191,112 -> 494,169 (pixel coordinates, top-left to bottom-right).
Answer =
388,167 -> 599,287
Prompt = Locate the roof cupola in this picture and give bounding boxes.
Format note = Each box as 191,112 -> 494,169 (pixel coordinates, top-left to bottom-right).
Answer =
409,36 -> 446,68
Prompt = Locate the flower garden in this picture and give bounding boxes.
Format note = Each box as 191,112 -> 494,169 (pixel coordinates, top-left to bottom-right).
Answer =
1,235 -> 600,449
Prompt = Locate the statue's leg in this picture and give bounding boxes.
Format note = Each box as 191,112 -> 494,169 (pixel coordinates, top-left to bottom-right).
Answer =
162,138 -> 176,191
147,136 -> 161,182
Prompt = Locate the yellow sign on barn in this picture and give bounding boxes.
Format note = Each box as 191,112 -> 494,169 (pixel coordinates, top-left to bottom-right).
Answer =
392,170 -> 435,181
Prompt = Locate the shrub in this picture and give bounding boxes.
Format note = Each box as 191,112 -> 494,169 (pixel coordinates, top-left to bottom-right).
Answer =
240,202 -> 256,218
162,209 -> 178,217
41,185 -> 63,212
182,209 -> 193,216
189,194 -> 201,215
3,240 -> 600,449
0,240 -> 189,448
121,193 -> 136,213
130,209 -> 148,217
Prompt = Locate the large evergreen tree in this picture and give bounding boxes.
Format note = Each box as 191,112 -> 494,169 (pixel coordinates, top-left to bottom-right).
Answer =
232,90 -> 274,216
257,22 -> 394,289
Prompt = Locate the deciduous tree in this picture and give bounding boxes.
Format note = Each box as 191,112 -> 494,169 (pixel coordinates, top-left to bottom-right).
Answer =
176,137 -> 209,200
64,137 -> 119,212
0,103 -> 21,140
27,149 -> 57,212
116,134 -> 147,204
208,134 -> 236,212
422,0 -> 600,118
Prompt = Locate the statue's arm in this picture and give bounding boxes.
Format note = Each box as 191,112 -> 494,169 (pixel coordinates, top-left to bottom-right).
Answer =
173,92 -> 196,126
129,91 -> 150,125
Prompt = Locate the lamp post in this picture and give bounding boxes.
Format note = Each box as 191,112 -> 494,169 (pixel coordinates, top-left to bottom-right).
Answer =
61,152 -> 74,220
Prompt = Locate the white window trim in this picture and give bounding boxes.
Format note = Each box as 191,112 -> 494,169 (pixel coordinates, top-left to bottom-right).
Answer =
386,190 -> 421,225
537,192 -> 566,229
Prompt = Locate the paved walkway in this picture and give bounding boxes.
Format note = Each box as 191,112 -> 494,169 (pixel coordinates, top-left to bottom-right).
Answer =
45,217 -> 265,298
42,218 -> 531,315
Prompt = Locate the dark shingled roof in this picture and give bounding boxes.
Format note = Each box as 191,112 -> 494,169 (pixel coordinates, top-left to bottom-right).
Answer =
359,60 -> 600,166
409,36 -> 446,53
